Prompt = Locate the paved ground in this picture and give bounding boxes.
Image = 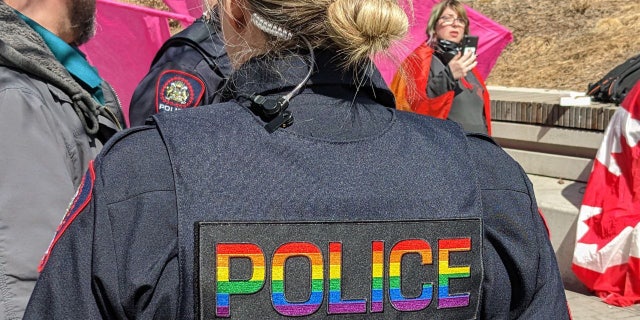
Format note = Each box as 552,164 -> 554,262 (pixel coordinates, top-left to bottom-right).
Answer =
566,289 -> 640,319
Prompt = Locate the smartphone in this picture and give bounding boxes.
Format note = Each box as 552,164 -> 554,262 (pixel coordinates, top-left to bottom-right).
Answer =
463,35 -> 479,55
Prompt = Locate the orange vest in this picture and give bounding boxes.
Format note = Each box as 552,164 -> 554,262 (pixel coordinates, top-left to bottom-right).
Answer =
390,42 -> 492,135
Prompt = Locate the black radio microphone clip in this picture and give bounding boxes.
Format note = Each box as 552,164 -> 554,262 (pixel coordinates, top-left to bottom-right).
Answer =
241,35 -> 315,133
247,94 -> 294,133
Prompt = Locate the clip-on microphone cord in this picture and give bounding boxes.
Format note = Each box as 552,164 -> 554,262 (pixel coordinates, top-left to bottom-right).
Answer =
239,35 -> 315,133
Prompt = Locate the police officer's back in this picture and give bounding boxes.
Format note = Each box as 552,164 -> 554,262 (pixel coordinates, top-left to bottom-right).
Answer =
25,0 -> 571,318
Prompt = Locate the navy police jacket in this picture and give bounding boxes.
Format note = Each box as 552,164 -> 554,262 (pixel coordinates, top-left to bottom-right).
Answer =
128,14 -> 231,126
25,51 -> 570,319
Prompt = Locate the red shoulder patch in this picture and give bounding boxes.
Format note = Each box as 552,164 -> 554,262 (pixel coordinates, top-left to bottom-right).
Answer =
155,70 -> 205,113
38,161 -> 96,272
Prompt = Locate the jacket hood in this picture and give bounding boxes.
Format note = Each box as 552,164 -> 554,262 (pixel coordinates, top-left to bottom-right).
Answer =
0,2 -> 74,90
0,2 -> 123,136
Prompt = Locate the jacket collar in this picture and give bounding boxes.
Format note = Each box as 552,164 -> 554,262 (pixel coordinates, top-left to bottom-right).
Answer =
221,49 -> 396,109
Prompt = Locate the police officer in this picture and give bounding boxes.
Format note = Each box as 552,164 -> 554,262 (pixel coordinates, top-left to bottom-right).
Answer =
25,0 -> 570,318
128,1 -> 231,126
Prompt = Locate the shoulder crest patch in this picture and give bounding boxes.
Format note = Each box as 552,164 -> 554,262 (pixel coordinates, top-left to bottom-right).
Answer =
38,161 -> 96,272
155,70 -> 205,113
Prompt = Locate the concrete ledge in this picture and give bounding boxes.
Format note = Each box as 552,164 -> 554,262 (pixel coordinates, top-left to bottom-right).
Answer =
506,149 -> 595,182
493,121 -> 602,182
527,174 -> 590,293
492,121 -> 604,153
489,86 -> 618,131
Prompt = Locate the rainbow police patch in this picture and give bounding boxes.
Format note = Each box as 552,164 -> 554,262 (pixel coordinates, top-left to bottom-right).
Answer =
155,70 -> 205,113
196,219 -> 483,319
38,161 -> 96,272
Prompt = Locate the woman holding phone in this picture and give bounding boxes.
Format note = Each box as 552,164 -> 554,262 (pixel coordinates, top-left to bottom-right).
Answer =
391,0 -> 491,135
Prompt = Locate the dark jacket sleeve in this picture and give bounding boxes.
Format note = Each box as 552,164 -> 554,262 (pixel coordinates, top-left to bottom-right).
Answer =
128,20 -> 230,127
24,127 -> 179,319
466,134 -> 570,319
128,60 -> 181,127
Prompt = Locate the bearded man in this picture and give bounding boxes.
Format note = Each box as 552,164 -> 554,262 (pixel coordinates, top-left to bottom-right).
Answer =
0,0 -> 125,318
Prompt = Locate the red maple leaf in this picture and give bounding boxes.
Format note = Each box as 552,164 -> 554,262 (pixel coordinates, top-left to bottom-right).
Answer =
578,134 -> 640,250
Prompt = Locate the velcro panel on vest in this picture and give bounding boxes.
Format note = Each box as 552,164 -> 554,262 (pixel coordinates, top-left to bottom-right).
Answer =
196,219 -> 483,319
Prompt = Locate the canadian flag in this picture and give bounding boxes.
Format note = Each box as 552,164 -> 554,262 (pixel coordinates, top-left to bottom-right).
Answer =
572,82 -> 640,307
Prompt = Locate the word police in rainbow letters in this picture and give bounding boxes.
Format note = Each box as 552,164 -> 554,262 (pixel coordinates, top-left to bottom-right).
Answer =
196,220 -> 483,319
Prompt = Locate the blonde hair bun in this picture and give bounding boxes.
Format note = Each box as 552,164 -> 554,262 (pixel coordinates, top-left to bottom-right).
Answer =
326,0 -> 408,66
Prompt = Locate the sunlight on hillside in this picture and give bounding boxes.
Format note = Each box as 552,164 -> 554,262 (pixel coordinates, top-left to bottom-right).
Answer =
467,0 -> 640,91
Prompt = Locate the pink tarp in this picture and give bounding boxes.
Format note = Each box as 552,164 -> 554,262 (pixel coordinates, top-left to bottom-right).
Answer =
80,0 -> 193,125
374,1 -> 513,84
81,0 -> 511,125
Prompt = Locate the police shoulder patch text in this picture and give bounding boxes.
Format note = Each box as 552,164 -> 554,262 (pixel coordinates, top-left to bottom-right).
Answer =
196,219 -> 483,319
155,70 -> 205,113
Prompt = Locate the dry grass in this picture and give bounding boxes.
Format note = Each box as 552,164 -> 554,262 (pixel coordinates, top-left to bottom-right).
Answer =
466,0 -> 640,91
122,0 -> 640,92
119,0 -> 182,32
121,0 -> 168,10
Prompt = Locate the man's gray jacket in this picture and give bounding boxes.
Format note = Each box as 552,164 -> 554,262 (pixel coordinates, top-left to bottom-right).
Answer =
0,2 -> 124,318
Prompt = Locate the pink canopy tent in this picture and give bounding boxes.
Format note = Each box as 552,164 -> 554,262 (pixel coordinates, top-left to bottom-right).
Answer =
374,0 -> 513,84
80,0 -> 195,126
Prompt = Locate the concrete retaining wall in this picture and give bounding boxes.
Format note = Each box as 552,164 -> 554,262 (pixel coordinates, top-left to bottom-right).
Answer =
487,86 -> 618,291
